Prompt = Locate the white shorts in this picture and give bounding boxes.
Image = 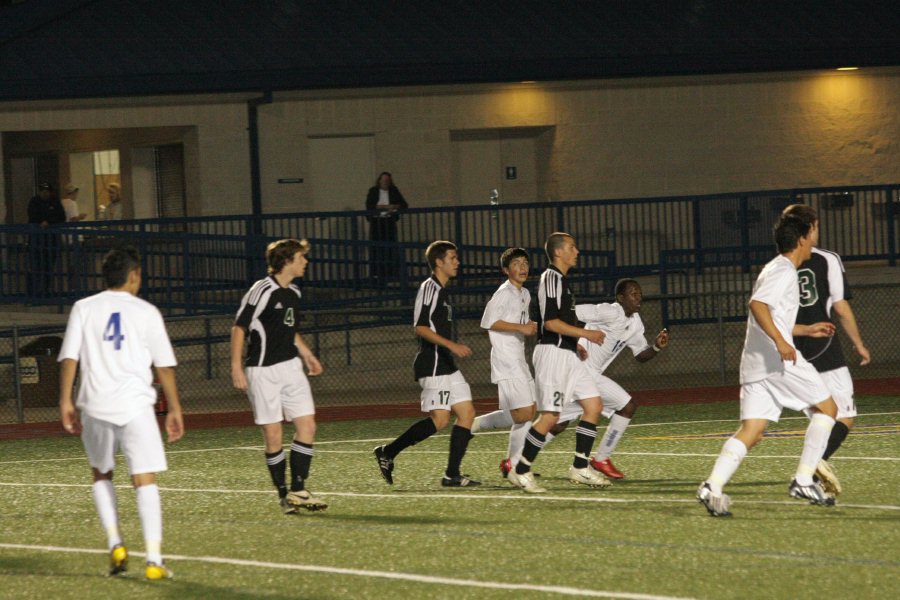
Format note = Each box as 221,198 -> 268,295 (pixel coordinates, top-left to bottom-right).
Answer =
560,373 -> 632,422
820,367 -> 856,419
81,407 -> 167,476
419,370 -> 472,412
246,357 -> 315,425
497,378 -> 537,412
533,344 -> 600,413
740,362 -> 831,422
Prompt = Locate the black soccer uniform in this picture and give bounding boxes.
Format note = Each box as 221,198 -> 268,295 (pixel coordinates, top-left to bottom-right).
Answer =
235,276 -> 304,367
413,276 -> 457,379
795,248 -> 850,372
537,265 -> 580,352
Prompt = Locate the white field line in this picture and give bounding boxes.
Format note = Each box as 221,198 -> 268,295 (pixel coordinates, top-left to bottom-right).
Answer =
0,542 -> 693,600
1,481 -> 898,512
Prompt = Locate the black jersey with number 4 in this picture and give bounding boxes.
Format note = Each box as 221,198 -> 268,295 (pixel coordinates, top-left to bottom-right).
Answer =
537,265 -> 581,352
794,248 -> 851,372
235,276 -> 304,367
413,276 -> 457,379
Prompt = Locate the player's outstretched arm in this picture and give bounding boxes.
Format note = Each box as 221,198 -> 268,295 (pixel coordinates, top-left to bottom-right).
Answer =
295,333 -> 324,375
544,318 -> 605,345
636,328 -> 669,363
793,322 -> 836,338
490,320 -> 538,336
832,300 -> 871,366
59,358 -> 82,435
156,366 -> 184,443
230,326 -> 248,390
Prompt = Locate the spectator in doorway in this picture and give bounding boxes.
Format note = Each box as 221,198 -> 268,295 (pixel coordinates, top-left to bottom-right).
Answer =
27,182 -> 66,297
61,183 -> 88,293
103,183 -> 124,220
365,172 -> 408,284
61,183 -> 87,223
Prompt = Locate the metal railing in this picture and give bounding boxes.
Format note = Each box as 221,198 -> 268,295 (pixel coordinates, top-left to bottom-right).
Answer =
2,184 -> 897,313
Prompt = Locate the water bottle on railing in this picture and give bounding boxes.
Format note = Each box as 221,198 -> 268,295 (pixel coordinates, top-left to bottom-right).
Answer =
489,189 -> 500,219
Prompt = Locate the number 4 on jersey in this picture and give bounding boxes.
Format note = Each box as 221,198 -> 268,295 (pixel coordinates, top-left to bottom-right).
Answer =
104,312 -> 125,350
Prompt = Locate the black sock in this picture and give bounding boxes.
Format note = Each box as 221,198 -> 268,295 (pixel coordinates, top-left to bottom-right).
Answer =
289,441 -> 313,492
385,418 -> 437,459
515,427 -> 546,474
573,420 -> 597,469
822,421 -> 850,461
445,425 -> 473,478
265,450 -> 287,498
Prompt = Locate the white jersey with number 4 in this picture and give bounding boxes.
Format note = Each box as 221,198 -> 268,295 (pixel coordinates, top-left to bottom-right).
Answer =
58,290 -> 177,426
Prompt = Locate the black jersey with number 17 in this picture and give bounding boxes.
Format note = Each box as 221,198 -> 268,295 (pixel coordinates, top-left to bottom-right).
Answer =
794,248 -> 850,373
235,276 -> 304,367
413,276 -> 457,379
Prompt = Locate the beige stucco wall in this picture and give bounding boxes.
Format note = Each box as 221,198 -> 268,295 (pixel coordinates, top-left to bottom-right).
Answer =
2,67 -> 899,220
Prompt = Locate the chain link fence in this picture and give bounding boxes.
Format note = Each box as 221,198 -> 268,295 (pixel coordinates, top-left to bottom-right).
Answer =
2,282 -> 897,425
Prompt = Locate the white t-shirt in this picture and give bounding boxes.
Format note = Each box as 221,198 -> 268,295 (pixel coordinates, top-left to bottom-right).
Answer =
61,197 -> 80,221
740,255 -> 802,384
575,302 -> 649,374
480,280 -> 533,383
58,290 -> 177,425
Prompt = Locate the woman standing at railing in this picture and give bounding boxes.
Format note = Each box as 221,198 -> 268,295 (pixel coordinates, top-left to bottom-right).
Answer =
365,171 -> 408,285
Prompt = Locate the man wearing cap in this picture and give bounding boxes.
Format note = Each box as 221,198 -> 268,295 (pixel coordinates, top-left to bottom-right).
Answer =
27,183 -> 66,297
61,183 -> 87,223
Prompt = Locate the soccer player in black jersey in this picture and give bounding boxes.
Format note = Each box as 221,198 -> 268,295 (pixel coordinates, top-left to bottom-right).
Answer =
374,240 -> 481,487
507,232 -> 611,492
231,238 -> 328,513
784,204 -> 871,496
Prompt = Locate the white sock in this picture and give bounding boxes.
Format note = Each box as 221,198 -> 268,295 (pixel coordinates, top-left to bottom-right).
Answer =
707,437 -> 748,494
594,414 -> 631,461
136,484 -> 163,564
473,410 -> 514,432
795,413 -> 836,485
91,480 -> 121,550
507,421 -> 531,465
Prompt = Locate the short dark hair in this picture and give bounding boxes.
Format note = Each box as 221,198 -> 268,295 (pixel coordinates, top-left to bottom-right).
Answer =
782,203 -> 818,227
774,213 -> 811,254
614,278 -> 640,298
102,245 -> 141,288
266,238 -> 310,275
425,240 -> 457,270
544,232 -> 573,261
500,247 -> 529,270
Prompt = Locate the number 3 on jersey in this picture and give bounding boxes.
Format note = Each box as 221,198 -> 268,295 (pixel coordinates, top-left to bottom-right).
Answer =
104,312 -> 125,350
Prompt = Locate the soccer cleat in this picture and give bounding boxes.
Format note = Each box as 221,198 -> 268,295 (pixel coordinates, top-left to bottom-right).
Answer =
507,470 -> 546,494
441,474 -> 482,487
373,445 -> 394,484
590,457 -> 625,479
108,544 -> 128,576
568,465 -> 611,488
789,479 -> 835,506
697,482 -> 732,517
814,459 -> 842,496
285,489 -> 329,511
470,416 -> 482,434
145,561 -> 173,580
500,458 -> 512,477
280,496 -> 298,514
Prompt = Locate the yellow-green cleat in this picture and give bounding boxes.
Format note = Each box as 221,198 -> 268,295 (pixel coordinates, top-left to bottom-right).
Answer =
145,561 -> 173,580
108,544 -> 128,576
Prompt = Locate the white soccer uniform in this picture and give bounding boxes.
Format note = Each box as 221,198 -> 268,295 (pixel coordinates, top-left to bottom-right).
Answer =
558,302 -> 649,421
58,290 -> 177,474
480,281 -> 536,411
739,255 -> 830,422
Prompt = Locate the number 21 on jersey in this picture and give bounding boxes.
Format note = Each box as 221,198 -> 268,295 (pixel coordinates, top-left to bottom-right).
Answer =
104,312 -> 125,350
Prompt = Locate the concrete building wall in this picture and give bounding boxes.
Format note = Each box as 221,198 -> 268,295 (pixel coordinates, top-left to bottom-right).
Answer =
2,68 -> 899,221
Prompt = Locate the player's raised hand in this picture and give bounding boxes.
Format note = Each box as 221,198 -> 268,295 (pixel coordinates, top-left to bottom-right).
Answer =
522,321 -> 538,336
656,328 -> 669,349
584,329 -> 605,345
776,339 -> 797,364
450,342 -> 472,358
855,343 -> 871,366
304,354 -> 324,376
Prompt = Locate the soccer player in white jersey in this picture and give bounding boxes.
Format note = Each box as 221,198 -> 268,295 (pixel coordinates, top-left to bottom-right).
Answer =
231,239 -> 328,514
549,278 -> 669,480
474,248 -> 541,490
374,241 -> 481,487
58,246 -> 184,580
784,204 -> 871,496
506,232 -> 609,492
697,210 -> 839,517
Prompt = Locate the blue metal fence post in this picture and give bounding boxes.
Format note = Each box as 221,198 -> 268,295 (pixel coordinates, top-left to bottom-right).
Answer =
351,217 -> 361,290
692,198 -> 703,274
887,186 -> 897,266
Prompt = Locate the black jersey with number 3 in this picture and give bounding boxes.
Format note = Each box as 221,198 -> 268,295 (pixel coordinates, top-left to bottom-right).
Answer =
235,276 -> 304,367
794,248 -> 851,372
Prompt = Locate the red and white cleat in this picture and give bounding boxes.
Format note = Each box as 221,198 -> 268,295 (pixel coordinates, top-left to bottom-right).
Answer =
590,457 -> 625,479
